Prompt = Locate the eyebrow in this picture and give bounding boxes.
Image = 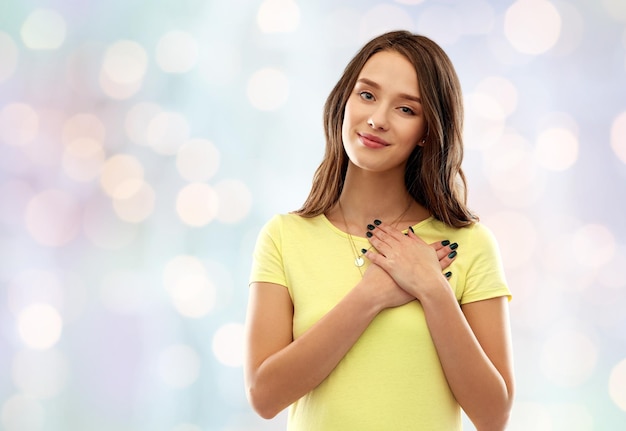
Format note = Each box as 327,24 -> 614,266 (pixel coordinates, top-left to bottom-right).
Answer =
356,78 -> 422,104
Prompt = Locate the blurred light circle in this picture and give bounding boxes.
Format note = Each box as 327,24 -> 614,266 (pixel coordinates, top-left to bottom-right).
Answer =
146,111 -> 191,155
504,0 -> 561,55
602,0 -> 626,22
572,224 -> 616,268
257,0 -> 300,33
169,274 -> 216,318
17,303 -> 63,350
0,394 -> 44,431
176,183 -> 219,227
12,349 -> 68,399
475,76 -> 518,117
62,138 -> 106,182
483,210 -> 537,270
62,113 -> 106,145
102,40 -> 148,85
610,111 -> 626,164
394,0 -> 425,4
112,180 -> 156,223
609,358 -> 626,411
25,190 -> 81,247
0,32 -> 18,82
99,71 -> 143,100
483,133 -> 536,192
7,269 -> 63,317
0,103 -> 39,146
21,9 -> 66,50
157,344 -> 200,388
83,196 -> 138,250
176,139 -> 220,182
100,154 -> 144,198
214,179 -> 252,224
125,102 -> 162,146
156,31 -> 199,73
541,327 -> 597,387
212,322 -> 245,367
535,127 -> 579,171
247,68 -> 290,111
163,255 -> 207,293
360,4 -> 413,43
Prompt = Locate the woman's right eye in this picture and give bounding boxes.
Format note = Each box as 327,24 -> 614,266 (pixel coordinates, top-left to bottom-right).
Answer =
359,91 -> 374,101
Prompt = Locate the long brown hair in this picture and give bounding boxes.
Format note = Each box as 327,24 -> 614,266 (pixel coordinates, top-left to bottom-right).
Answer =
294,31 -> 477,228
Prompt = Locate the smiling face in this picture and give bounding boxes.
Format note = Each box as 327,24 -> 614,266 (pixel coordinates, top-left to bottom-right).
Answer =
341,50 -> 427,175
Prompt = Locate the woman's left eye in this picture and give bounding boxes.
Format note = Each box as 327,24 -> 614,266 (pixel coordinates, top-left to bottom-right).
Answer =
399,106 -> 415,115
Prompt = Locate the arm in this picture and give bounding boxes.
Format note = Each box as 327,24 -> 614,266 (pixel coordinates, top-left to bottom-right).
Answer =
244,268 -> 408,419
421,292 -> 514,430
365,223 -> 514,430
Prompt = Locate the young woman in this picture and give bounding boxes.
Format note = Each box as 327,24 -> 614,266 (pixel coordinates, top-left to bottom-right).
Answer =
245,31 -> 514,431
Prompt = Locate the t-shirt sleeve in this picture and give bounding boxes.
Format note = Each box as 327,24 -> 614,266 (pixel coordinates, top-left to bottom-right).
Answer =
460,223 -> 512,304
249,215 -> 288,287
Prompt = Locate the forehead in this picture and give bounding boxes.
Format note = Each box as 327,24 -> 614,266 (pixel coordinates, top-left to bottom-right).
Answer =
357,50 -> 420,94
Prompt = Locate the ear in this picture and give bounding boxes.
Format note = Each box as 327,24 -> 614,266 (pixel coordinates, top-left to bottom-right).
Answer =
417,137 -> 427,147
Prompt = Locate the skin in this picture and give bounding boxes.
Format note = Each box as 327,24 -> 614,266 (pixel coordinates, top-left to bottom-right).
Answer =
245,50 -> 514,430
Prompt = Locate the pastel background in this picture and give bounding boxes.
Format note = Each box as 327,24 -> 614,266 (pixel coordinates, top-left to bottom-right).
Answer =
1,0 -> 625,430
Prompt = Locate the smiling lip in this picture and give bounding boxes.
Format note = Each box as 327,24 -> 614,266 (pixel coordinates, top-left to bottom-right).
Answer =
358,133 -> 390,148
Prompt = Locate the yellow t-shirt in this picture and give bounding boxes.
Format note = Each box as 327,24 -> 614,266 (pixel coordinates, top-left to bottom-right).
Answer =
250,213 -> 511,431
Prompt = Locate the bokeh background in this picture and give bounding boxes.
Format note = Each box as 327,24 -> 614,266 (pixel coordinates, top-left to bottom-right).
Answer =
1,0 -> 626,429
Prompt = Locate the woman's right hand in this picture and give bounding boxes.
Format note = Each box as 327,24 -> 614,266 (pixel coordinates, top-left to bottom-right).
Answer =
359,262 -> 415,311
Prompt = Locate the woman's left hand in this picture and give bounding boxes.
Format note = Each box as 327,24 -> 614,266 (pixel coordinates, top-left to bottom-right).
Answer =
363,221 -> 455,300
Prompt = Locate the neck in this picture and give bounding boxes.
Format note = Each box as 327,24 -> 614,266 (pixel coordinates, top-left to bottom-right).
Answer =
328,162 -> 428,233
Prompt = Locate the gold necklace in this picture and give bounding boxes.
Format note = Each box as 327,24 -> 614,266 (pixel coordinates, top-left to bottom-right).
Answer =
337,199 -> 413,270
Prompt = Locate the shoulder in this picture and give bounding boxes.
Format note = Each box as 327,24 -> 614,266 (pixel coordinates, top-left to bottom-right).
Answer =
260,213 -> 325,236
428,218 -> 498,245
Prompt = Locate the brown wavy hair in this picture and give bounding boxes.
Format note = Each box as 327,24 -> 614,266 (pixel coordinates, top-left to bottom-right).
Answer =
294,30 -> 477,228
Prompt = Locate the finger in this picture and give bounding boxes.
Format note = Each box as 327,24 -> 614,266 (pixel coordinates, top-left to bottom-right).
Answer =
438,249 -> 458,271
370,220 -> 405,242
363,248 -> 387,270
429,239 -> 449,253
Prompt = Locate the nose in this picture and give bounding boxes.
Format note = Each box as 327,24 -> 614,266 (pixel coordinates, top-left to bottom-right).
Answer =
367,106 -> 389,131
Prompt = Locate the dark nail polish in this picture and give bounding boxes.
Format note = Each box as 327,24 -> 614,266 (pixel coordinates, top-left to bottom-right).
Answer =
441,240 -> 450,246
367,224 -> 375,230
366,231 -> 373,238
445,271 -> 452,278
450,242 -> 458,250
361,248 -> 368,254
448,250 -> 457,259
409,226 -> 414,233
373,219 -> 382,225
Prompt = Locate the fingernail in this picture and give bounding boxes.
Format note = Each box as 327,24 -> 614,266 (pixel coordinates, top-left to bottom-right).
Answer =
373,219 -> 382,225
361,248 -> 368,254
445,271 -> 452,278
367,224 -> 375,230
366,231 -> 373,238
450,242 -> 458,250
441,240 -> 450,246
409,226 -> 414,233
448,250 -> 457,259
